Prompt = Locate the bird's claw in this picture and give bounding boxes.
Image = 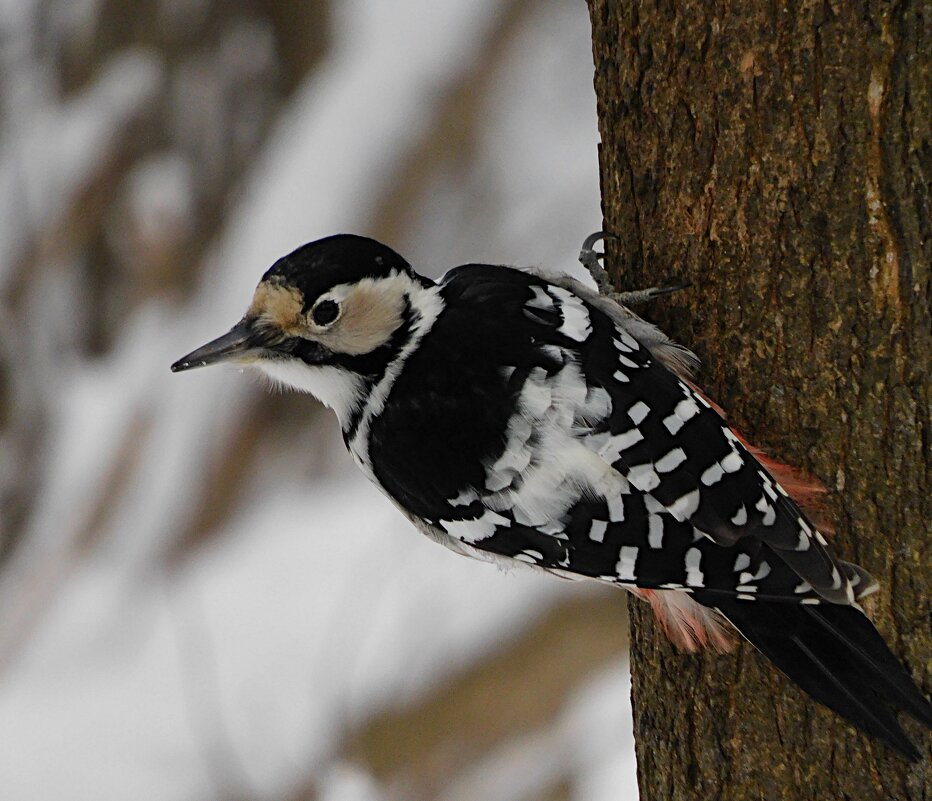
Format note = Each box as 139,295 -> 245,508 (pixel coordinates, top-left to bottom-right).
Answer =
579,230 -> 689,306
578,231 -> 616,296
614,282 -> 691,306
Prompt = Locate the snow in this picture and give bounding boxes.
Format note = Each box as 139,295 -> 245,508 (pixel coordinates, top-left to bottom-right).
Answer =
0,470 -> 579,801
113,152 -> 196,260
0,1 -> 635,798
202,0 -> 506,285
436,665 -> 636,801
400,0 -> 601,285
0,49 -> 163,285
320,763 -> 385,801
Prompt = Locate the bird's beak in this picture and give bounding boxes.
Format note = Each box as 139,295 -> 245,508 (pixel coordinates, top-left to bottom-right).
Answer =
171,319 -> 262,373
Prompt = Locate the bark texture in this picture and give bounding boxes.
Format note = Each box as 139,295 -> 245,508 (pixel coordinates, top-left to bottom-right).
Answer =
588,2 -> 930,799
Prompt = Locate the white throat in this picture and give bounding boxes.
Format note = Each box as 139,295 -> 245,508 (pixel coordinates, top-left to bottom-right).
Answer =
258,360 -> 365,428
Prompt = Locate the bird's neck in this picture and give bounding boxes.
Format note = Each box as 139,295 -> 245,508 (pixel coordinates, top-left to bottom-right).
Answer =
344,279 -> 445,469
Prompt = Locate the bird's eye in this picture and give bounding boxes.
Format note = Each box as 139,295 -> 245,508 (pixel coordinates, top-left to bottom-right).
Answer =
311,299 -> 340,326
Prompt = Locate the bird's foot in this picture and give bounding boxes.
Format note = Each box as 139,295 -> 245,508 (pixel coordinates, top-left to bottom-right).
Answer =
578,230 -> 615,296
578,231 -> 689,306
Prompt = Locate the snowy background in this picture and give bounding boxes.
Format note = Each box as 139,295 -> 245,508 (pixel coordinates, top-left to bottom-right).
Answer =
0,1 -> 636,799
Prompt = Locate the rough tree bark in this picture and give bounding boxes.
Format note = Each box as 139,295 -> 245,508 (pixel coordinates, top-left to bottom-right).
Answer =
587,2 -> 929,799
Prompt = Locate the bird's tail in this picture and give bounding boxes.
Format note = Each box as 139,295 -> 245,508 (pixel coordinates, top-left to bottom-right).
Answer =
706,596 -> 932,761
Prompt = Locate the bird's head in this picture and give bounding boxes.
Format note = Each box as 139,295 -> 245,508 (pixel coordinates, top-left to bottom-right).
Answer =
171,234 -> 438,424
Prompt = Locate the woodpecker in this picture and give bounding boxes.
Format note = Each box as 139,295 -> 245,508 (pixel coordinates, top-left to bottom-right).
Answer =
172,233 -> 931,759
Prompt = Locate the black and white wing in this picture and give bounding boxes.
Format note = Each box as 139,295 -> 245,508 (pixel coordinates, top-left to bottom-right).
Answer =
368,263 -> 857,604
364,262 -> 931,759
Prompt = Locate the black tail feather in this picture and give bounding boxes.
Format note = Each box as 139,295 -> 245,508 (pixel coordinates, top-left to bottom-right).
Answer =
707,597 -> 931,761
802,604 -> 932,727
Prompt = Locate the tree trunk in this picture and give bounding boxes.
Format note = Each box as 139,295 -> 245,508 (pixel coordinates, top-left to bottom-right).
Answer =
587,2 -> 930,798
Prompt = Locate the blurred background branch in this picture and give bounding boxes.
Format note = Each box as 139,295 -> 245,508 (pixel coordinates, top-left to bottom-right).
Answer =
0,2 -> 635,799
